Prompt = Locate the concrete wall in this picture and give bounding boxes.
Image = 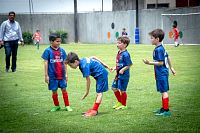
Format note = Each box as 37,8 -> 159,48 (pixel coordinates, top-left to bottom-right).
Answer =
78,11 -> 135,44
0,13 -> 75,44
0,7 -> 199,44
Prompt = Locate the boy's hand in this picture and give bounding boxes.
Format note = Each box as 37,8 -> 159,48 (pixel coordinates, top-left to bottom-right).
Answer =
0,40 -> 3,45
108,67 -> 113,72
65,75 -> 68,81
119,69 -> 124,74
110,67 -> 116,72
45,75 -> 49,84
171,67 -> 176,76
143,59 -> 150,65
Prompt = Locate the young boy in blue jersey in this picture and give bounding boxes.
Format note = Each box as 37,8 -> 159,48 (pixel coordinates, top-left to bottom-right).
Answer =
41,33 -> 72,112
66,52 -> 111,117
111,36 -> 133,110
143,29 -> 176,116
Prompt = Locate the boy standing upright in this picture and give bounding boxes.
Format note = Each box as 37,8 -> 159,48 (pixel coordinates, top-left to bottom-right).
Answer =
111,36 -> 132,110
143,29 -> 176,116
42,33 -> 72,112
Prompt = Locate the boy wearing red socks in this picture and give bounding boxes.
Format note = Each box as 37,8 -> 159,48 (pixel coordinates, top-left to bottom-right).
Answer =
66,52 -> 111,117
143,29 -> 176,116
42,33 -> 72,112
111,36 -> 133,110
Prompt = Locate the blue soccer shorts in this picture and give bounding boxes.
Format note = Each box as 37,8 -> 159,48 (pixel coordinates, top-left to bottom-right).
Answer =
112,78 -> 129,91
48,79 -> 67,91
156,79 -> 169,93
95,74 -> 108,93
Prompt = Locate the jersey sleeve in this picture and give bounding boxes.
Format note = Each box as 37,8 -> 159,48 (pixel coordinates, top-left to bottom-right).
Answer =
79,59 -> 91,77
41,49 -> 49,61
81,63 -> 90,77
62,49 -> 67,61
155,48 -> 165,61
124,53 -> 133,66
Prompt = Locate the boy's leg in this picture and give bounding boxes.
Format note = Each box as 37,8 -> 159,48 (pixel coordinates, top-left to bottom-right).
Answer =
61,89 -> 69,106
121,91 -> 127,106
49,80 -> 60,112
52,91 -> 59,106
113,88 -> 121,103
37,42 -> 39,50
59,78 -> 72,111
155,79 -> 171,116
115,79 -> 129,109
162,92 -> 169,111
51,90 -> 60,112
63,91 -> 73,111
92,93 -> 102,111
112,79 -> 122,109
61,89 -> 72,111
84,93 -> 102,117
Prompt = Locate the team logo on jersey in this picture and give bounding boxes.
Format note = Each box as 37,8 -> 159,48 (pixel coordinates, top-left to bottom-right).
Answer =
50,56 -> 63,63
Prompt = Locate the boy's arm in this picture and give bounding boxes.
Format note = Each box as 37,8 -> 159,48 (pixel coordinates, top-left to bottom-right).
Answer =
44,60 -> 49,84
65,63 -> 68,81
90,56 -> 112,71
82,76 -> 90,100
143,59 -> 163,66
168,56 -> 176,76
32,33 -> 35,40
119,65 -> 132,74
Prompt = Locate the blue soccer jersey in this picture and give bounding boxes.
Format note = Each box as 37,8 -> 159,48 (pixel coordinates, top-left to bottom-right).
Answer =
41,46 -> 67,80
79,57 -> 108,78
79,57 -> 108,93
116,50 -> 132,79
153,44 -> 169,80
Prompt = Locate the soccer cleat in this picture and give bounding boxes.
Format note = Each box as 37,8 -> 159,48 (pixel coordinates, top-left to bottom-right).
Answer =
112,102 -> 122,109
115,105 -> 127,110
51,106 -> 60,112
155,110 -> 171,116
65,106 -> 73,111
83,109 -> 98,117
153,108 -> 164,113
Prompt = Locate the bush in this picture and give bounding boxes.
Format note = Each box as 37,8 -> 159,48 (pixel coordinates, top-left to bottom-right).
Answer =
22,32 -> 33,44
49,30 -> 68,44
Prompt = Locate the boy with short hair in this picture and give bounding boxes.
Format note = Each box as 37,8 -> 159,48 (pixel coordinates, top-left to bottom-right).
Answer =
66,52 -> 111,117
41,33 -> 72,112
32,29 -> 42,50
143,29 -> 176,116
172,20 -> 180,47
111,36 -> 133,110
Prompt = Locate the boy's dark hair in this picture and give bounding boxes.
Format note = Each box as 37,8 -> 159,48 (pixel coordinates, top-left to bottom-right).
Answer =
149,29 -> 165,42
173,20 -> 177,28
117,36 -> 130,47
49,33 -> 60,42
9,11 -> 15,16
66,52 -> 80,63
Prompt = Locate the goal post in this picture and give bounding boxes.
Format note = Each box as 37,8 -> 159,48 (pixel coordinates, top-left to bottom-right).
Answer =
161,12 -> 200,45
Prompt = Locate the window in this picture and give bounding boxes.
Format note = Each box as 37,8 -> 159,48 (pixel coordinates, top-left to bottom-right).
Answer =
147,3 -> 169,9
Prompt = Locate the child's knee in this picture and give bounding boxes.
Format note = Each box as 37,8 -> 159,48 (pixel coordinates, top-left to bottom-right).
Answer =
112,88 -> 118,92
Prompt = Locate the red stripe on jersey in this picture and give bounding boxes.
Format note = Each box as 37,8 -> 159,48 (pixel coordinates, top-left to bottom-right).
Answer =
116,51 -> 120,71
53,50 -> 63,79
